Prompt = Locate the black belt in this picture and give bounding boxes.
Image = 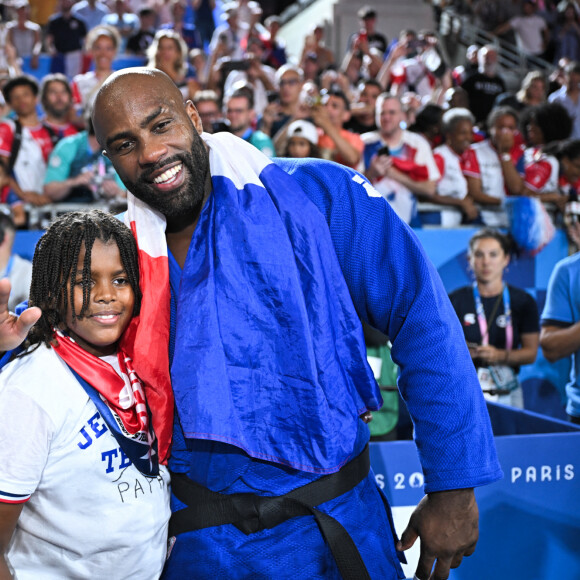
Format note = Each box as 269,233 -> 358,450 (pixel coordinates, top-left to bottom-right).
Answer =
169,444 -> 372,580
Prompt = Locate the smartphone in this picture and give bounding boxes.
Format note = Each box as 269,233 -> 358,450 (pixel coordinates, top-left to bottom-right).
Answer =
267,91 -> 280,104
377,145 -> 390,157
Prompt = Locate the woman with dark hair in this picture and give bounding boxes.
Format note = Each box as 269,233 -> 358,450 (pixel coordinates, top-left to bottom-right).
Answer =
449,228 -> 539,408
523,105 -> 575,213
408,102 -> 444,148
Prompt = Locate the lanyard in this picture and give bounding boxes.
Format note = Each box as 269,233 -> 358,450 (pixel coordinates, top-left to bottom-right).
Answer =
472,282 -> 513,351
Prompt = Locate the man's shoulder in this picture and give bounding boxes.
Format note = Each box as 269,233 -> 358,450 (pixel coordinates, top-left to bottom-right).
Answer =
360,130 -> 381,146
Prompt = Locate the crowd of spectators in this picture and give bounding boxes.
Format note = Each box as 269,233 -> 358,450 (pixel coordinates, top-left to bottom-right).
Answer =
0,0 -> 576,421
0,0 -> 578,243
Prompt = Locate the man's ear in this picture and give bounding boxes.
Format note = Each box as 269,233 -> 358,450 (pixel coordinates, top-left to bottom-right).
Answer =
186,100 -> 204,134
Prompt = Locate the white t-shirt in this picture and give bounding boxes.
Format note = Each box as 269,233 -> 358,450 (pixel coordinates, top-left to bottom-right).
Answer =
509,15 -> 546,56
0,345 -> 170,580
433,143 -> 468,227
463,139 -> 509,227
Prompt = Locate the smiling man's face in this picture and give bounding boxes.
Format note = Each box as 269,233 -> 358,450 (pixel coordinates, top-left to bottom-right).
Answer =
93,69 -> 210,224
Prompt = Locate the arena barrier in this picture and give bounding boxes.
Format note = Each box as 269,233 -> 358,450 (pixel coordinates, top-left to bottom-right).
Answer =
372,403 -> 580,580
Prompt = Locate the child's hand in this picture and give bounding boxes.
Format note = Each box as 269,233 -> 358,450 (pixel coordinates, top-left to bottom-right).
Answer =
0,279 -> 41,352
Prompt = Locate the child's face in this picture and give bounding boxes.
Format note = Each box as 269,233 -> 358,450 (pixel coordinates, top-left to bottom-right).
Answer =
64,238 -> 135,357
288,137 -> 311,158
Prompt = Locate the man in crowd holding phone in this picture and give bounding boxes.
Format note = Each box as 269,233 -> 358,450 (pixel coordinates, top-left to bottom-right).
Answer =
362,93 -> 440,224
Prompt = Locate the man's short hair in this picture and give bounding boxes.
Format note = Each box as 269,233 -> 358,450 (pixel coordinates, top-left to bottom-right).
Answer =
227,87 -> 254,110
192,89 -> 220,107
321,87 -> 350,111
2,75 -> 38,104
486,106 -> 518,131
357,78 -> 382,92
357,5 -> 376,19
275,64 -> 304,84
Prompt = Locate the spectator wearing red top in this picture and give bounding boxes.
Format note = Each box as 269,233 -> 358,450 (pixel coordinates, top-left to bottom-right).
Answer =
0,76 -> 56,206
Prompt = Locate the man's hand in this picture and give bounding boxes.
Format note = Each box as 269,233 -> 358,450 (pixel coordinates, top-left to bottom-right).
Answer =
0,279 -> 41,352
397,488 -> 478,580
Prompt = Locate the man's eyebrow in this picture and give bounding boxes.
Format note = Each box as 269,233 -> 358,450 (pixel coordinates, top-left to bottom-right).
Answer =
105,106 -> 166,149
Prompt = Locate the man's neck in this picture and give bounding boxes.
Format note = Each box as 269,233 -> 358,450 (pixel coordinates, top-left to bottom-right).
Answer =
165,170 -> 212,268
44,114 -> 67,127
16,112 -> 39,127
380,129 -> 403,149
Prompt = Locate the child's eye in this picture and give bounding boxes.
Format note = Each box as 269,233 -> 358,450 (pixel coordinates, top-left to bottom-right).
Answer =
74,279 -> 92,288
113,277 -> 129,286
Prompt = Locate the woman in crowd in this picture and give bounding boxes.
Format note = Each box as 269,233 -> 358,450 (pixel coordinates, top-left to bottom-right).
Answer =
522,102 -> 573,214
449,229 -> 539,409
146,29 -> 193,100
71,25 -> 121,122
429,107 -> 480,227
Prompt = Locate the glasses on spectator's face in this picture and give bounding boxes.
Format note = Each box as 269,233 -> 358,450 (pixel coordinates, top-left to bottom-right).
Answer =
279,78 -> 300,87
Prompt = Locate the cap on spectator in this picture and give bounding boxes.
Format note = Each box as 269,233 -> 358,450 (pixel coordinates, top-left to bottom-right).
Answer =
13,0 -> 30,8
287,120 -> 318,145
221,2 -> 238,19
357,6 -> 377,20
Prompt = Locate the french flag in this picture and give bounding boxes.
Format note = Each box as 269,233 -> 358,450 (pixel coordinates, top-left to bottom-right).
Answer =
122,194 -> 174,464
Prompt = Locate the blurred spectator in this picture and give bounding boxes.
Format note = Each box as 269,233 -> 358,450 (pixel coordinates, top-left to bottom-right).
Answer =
72,25 -> 120,120
344,79 -> 381,134
443,86 -> 470,110
192,0 -> 216,48
161,0 -> 202,50
0,17 -> 18,78
101,0 -> 140,54
522,103 -> 573,214
192,89 -> 223,133
312,87 -> 364,169
553,1 -> 580,62
377,29 -> 419,89
147,29 -> 193,99
0,212 -> 31,310
300,24 -> 335,73
408,103 -> 444,148
5,0 -> 41,70
43,110 -> 125,203
209,3 -> 247,61
449,228 -> 539,409
452,44 -> 479,86
548,60 -> 580,138
71,0 -> 110,32
0,76 -> 55,206
40,73 -> 78,138
281,119 -> 320,158
548,56 -> 570,94
347,6 -> 387,56
262,15 -> 286,69
259,63 -> 303,139
495,70 -> 547,112
461,44 -> 506,125
463,106 -> 526,227
362,94 -> 440,225
541,244 -> 580,424
126,7 -> 157,55
428,108 -> 479,228
45,0 -> 87,78
224,88 -> 274,157
387,31 -> 450,103
223,36 -> 276,117
494,0 -> 549,59
235,0 -> 261,30
0,160 -> 26,227
430,107 -> 479,226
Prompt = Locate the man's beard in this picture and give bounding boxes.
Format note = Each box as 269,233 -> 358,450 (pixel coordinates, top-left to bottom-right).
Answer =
122,135 -> 210,222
